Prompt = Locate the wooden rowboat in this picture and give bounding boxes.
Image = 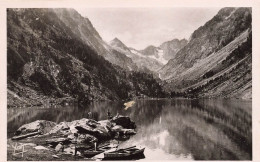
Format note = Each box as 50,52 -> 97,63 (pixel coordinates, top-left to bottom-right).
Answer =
103,146 -> 145,160
82,150 -> 104,158
79,143 -> 118,158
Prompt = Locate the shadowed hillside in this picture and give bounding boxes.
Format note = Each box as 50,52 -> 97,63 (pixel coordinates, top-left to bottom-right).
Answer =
159,7 -> 252,99
7,8 -> 166,107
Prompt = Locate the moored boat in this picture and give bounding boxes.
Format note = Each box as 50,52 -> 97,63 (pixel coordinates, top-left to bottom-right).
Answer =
82,150 -> 104,158
103,146 -> 145,160
78,143 -> 118,158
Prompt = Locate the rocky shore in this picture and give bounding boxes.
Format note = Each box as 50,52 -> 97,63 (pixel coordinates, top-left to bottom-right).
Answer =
8,115 -> 137,161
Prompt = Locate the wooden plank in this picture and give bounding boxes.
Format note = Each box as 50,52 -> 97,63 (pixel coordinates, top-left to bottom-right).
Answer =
97,143 -> 110,149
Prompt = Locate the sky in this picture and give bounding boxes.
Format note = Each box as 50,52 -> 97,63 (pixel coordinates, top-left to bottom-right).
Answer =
76,8 -> 221,50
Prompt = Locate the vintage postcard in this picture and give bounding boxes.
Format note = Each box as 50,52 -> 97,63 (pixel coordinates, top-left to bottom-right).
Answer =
1,0 -> 260,161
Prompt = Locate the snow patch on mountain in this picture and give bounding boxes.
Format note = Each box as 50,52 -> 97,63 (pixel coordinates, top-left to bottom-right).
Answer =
130,48 -> 167,65
148,49 -> 168,65
130,49 -> 146,58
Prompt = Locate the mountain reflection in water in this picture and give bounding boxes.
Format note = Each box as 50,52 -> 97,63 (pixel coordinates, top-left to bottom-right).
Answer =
7,99 -> 252,160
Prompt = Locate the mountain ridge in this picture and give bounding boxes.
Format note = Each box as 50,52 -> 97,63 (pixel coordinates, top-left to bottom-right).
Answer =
7,7 -> 252,108
159,38 -> 188,60
159,7 -> 252,99
109,38 -> 164,73
137,38 -> 188,65
52,8 -> 138,71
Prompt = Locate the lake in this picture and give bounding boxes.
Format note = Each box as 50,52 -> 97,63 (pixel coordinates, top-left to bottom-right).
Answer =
7,98 -> 252,160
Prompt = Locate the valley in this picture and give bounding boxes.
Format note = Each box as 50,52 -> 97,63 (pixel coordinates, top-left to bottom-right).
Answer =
6,7 -> 252,161
7,7 -> 252,108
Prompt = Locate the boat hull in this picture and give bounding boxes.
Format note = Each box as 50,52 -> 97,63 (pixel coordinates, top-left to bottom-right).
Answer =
103,148 -> 145,160
82,150 -> 104,158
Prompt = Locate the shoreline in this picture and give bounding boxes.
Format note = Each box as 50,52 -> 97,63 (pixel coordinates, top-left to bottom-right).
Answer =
7,96 -> 251,109
8,115 -> 137,161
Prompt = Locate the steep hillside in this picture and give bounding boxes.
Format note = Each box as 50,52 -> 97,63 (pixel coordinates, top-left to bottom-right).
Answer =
140,45 -> 158,56
159,39 -> 188,60
7,8 -> 166,107
53,8 -> 137,71
109,38 -> 164,73
138,39 -> 188,65
159,7 -> 252,99
139,46 -> 167,65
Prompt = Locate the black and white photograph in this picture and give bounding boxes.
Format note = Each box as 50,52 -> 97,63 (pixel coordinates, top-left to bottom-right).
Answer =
3,1 -> 257,161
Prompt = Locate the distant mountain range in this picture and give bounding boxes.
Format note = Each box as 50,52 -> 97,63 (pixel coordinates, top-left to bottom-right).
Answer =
109,38 -> 163,73
138,38 -> 188,65
7,7 -> 252,107
109,37 -> 188,73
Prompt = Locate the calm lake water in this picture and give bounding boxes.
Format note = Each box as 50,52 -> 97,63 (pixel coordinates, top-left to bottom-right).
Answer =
7,98 -> 252,160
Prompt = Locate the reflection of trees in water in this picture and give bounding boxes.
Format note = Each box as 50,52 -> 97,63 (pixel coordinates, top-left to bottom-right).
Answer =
120,99 -> 251,160
7,99 -> 251,160
84,99 -> 165,128
127,99 -> 164,126
177,127 -> 238,160
170,99 -> 251,160
83,101 -> 124,120
190,99 -> 251,149
8,104 -> 87,138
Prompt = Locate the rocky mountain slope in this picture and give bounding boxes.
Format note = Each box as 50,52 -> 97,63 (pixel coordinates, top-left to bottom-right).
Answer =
138,39 -> 188,65
109,37 -> 188,73
52,8 -> 137,71
140,46 -> 168,65
7,7 -> 252,107
109,38 -> 131,53
7,8 -> 166,107
109,38 -> 164,73
159,7 -> 252,99
159,39 -> 188,60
